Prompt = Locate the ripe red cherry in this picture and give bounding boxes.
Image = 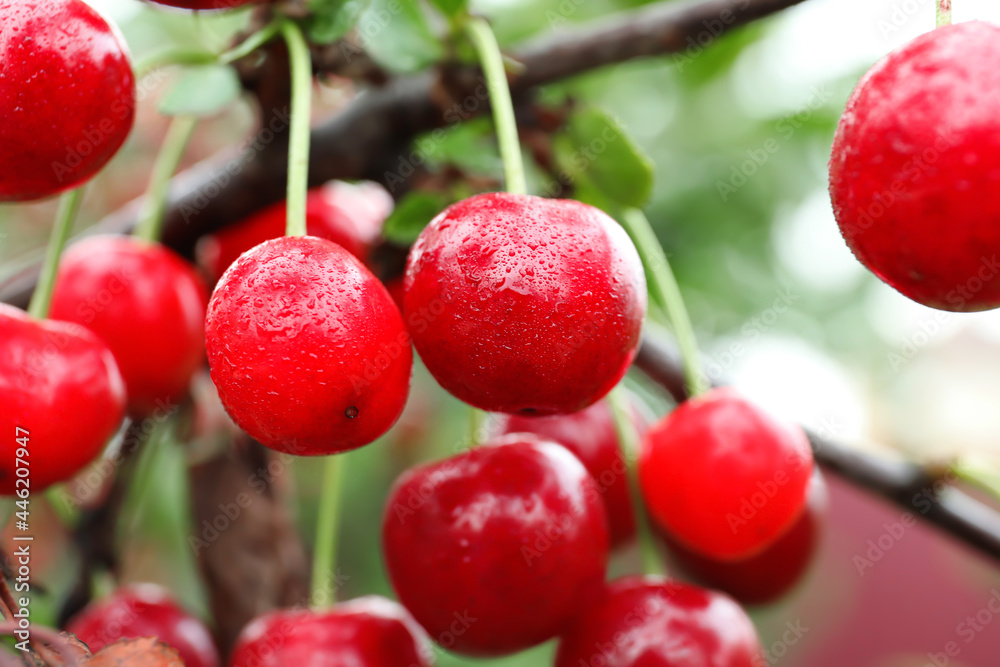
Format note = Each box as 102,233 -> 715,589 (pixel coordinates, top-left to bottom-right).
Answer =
404,192 -> 646,415
830,21 -> 1000,312
382,435 -> 609,656
665,470 -> 828,605
639,387 -> 814,562
0,304 -> 125,495
496,397 -> 648,548
0,0 -> 135,202
205,236 -> 411,455
555,576 -> 762,667
196,181 -> 393,283
66,584 -> 219,667
50,236 -> 209,417
228,597 -> 434,667
147,0 -> 262,9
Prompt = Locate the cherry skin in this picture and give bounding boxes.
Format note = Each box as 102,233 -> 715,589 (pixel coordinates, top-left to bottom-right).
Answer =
664,469 -> 828,605
404,192 -> 646,415
382,434 -> 609,656
196,181 -> 393,284
496,397 -> 648,548
50,236 -> 209,418
555,576 -> 763,667
0,304 -> 125,495
0,0 -> 135,202
830,21 -> 1000,312
66,584 -> 219,667
205,236 -> 412,455
640,387 -> 814,562
228,596 -> 434,667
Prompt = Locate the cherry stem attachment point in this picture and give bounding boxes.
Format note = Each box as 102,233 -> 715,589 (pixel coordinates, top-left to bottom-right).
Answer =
936,0 -> 952,27
608,386 -> 664,577
134,19 -> 282,78
280,19 -> 313,238
311,454 -> 347,609
135,115 -> 198,243
28,188 -> 84,319
465,16 -> 527,196
620,208 -> 708,397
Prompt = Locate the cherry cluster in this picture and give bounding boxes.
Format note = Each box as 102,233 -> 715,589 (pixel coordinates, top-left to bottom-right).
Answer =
15,0 -> 969,664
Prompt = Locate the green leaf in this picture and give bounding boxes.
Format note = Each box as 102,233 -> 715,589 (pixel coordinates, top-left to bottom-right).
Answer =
359,0 -> 443,73
158,65 -> 240,117
427,0 -> 467,19
308,0 -> 371,44
382,191 -> 449,244
555,108 -> 655,208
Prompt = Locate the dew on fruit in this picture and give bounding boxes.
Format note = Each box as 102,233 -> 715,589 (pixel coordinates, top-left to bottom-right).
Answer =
345,406 -> 359,419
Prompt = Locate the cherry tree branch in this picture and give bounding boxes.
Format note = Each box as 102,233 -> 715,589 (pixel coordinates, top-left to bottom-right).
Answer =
0,0 -> 807,307
634,334 -> 1000,563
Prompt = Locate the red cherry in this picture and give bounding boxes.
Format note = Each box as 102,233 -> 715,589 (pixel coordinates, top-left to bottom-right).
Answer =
403,192 -> 646,415
555,576 -> 762,667
49,236 -> 209,417
665,470 -> 828,605
0,0 -> 135,202
205,236 -> 411,455
382,435 -> 609,656
196,181 -> 393,283
67,584 -> 219,667
639,387 -> 814,561
830,21 -> 1000,312
147,0 -> 262,9
0,304 -> 125,495
496,398 -> 648,548
228,597 -> 434,667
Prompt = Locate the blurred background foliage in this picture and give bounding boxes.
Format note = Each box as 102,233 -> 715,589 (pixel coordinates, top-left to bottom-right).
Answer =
4,0 -> 1000,665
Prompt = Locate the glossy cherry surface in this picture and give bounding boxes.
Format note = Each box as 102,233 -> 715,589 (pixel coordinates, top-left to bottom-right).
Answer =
555,576 -> 762,667
0,0 -> 135,201
0,304 -> 125,495
830,21 -> 1000,312
205,236 -> 411,455
196,181 -> 392,283
640,388 -> 814,562
148,0 -> 262,9
382,435 -> 609,656
666,470 -> 828,605
404,192 -> 646,415
67,584 -> 219,667
497,397 -> 647,548
228,596 -> 434,667
50,236 -> 209,417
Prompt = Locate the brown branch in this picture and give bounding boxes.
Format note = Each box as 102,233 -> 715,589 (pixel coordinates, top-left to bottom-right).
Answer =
634,334 -> 1000,563
0,0 -> 806,308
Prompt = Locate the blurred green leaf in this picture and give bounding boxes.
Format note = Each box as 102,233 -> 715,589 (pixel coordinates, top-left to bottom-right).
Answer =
556,107 -> 654,208
308,0 -> 372,44
383,191 -> 449,243
158,65 -> 240,117
360,0 -> 444,73
428,0 -> 467,19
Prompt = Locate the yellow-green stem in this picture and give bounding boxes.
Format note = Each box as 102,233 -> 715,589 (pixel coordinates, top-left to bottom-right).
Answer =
608,386 -> 664,576
28,188 -> 84,319
465,16 -> 527,195
311,454 -> 347,608
620,208 -> 708,397
279,20 -> 313,238
135,115 -> 199,243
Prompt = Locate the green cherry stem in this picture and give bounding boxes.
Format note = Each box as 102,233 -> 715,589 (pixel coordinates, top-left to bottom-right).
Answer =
135,115 -> 199,243
936,0 -> 952,27
28,188 -> 84,319
280,19 -> 313,238
608,386 -> 664,576
220,20 -> 282,65
310,453 -> 347,609
134,19 -> 282,77
620,208 -> 708,398
465,16 -> 527,196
